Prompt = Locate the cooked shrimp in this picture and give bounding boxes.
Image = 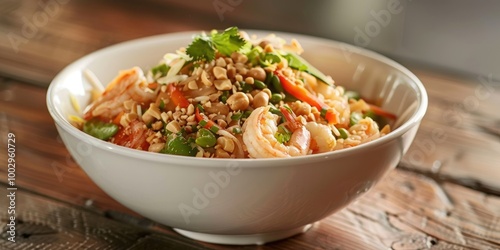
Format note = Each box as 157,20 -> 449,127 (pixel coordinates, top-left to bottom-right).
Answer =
84,67 -> 156,120
242,106 -> 311,158
305,122 -> 336,153
111,120 -> 150,150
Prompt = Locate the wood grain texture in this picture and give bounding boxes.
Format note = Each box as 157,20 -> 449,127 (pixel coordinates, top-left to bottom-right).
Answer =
400,70 -> 500,195
0,184 -> 208,250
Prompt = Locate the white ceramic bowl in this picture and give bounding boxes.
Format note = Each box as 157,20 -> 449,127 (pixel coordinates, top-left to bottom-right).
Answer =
47,30 -> 427,245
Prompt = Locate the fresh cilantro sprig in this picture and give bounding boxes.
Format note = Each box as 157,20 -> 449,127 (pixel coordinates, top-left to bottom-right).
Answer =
186,36 -> 214,62
283,52 -> 334,86
274,125 -> 292,144
186,27 -> 246,62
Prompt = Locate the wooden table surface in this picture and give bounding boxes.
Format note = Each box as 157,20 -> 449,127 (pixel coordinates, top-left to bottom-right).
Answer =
1,1 -> 500,249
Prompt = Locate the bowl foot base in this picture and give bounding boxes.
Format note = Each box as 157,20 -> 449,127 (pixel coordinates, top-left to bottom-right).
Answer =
173,223 -> 313,245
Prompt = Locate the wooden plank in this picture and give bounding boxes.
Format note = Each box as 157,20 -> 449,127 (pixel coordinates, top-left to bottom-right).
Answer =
400,70 -> 500,194
0,184 -> 208,249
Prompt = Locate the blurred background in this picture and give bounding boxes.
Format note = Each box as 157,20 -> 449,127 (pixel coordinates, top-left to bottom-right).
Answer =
0,0 -> 499,86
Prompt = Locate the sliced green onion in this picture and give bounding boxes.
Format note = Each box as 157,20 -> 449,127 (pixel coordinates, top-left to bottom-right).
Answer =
220,91 -> 230,103
274,125 -> 292,144
338,128 -> 349,139
159,99 -> 165,110
271,74 -> 284,93
269,106 -> 282,116
196,104 -> 205,113
345,90 -> 361,101
246,46 -> 263,66
242,110 -> 253,119
265,72 -> 274,85
254,79 -> 267,90
232,127 -> 242,134
259,52 -> 281,67
363,110 -> 376,120
270,93 -> 283,104
240,81 -> 253,93
320,108 -> 328,118
350,112 -> 363,126
231,112 -> 243,120
209,125 -> 219,134
199,120 -> 208,127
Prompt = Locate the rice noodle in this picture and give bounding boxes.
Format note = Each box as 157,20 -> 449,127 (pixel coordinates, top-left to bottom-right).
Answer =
84,69 -> 105,93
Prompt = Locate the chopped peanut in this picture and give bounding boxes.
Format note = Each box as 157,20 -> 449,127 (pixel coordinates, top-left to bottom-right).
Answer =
214,79 -> 232,91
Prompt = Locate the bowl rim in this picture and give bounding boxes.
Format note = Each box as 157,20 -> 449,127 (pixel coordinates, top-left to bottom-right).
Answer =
46,29 -> 428,167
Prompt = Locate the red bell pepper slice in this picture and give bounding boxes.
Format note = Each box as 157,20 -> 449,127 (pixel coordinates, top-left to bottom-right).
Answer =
368,103 -> 397,120
195,107 -> 220,133
274,70 -> 339,124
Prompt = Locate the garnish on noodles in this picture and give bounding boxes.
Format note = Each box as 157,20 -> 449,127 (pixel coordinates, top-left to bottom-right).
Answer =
78,27 -> 395,158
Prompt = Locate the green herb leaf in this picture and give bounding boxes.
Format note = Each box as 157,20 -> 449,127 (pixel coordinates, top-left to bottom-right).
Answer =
274,125 -> 292,144
259,52 -> 281,67
83,119 -> 119,140
239,41 -> 253,55
186,36 -> 214,62
151,63 -> 170,78
284,53 -> 307,71
246,46 -> 263,65
186,27 -> 246,62
283,52 -> 334,86
212,27 -> 246,56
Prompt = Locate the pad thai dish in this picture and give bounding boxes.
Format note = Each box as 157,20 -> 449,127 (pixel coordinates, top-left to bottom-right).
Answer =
76,27 -> 395,158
